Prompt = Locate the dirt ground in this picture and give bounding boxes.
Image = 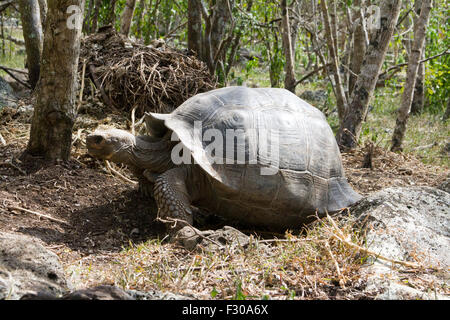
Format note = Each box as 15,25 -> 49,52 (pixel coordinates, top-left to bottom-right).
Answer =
0,104 -> 448,296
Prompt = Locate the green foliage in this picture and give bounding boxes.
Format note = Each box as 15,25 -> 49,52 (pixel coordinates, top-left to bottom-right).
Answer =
424,3 -> 449,113
233,280 -> 247,300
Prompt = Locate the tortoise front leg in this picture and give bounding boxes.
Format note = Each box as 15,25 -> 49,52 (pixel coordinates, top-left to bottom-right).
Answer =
153,167 -> 194,230
128,166 -> 154,198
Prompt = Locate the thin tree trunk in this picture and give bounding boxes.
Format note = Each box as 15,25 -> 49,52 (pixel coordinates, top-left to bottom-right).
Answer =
281,0 -> 296,93
107,0 -> 117,25
349,0 -> 367,96
135,0 -> 146,39
91,0 -> 101,33
120,0 -> 137,36
225,0 -> 253,79
83,0 -> 93,34
18,0 -> 43,89
27,0 -> 85,161
1,13 -> 4,56
38,0 -> 47,27
320,0 -> 347,122
188,0 -> 202,57
443,97 -> 450,121
391,0 -> 432,152
411,0 -> 425,114
210,0 -> 230,61
336,0 -> 402,149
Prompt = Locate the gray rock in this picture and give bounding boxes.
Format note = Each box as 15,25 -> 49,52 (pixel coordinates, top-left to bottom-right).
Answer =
352,187 -> 450,299
0,76 -> 17,109
299,90 -> 328,104
63,285 -> 134,300
126,289 -> 194,300
0,232 -> 68,300
438,178 -> 450,194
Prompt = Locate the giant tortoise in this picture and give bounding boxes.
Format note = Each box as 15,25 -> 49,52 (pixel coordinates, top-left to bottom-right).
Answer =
86,86 -> 361,232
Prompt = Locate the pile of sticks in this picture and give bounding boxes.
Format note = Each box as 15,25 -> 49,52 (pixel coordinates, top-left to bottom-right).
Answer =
79,26 -> 216,115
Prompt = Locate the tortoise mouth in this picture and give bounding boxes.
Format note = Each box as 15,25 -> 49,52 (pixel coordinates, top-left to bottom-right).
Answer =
86,146 -> 113,160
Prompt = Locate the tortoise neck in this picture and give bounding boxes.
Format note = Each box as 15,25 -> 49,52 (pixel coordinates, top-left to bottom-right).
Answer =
130,136 -> 174,173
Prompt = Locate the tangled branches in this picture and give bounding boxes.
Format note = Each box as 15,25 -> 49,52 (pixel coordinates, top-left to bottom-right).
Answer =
80,26 -> 216,116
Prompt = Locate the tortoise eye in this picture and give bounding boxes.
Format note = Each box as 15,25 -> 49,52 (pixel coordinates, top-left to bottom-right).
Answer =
88,135 -> 104,145
94,136 -> 104,144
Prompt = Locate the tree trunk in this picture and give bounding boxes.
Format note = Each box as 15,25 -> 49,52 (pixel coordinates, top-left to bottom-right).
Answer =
411,0 -> 425,114
135,0 -> 146,38
18,0 -> 43,89
210,0 -> 231,61
27,0 -> 85,161
107,0 -> 117,25
281,0 -> 296,93
38,0 -> 47,27
320,0 -> 347,122
349,0 -> 367,96
83,0 -> 93,34
391,0 -> 432,152
336,0 -> 402,149
188,0 -> 202,57
443,96 -> 450,121
120,0 -> 137,36
91,0 -> 101,33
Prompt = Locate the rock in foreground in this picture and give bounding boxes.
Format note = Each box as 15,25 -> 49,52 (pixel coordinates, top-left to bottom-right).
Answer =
352,187 -> 449,299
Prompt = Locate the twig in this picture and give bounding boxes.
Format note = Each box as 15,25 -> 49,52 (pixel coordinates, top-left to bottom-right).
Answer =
294,63 -> 331,87
88,64 -> 118,111
0,132 -> 6,146
325,214 -> 438,270
412,142 -> 438,151
325,240 -> 346,289
131,105 -> 137,136
77,59 -> 87,112
379,49 -> 449,78
0,65 -> 27,74
8,205 -> 70,226
258,238 -> 327,244
0,65 -> 30,89
104,160 -> 138,185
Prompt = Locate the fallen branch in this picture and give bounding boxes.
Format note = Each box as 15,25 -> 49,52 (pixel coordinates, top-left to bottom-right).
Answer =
0,65 -> 27,74
412,142 -> 438,151
6,35 -> 25,46
8,205 -> 70,226
0,66 -> 31,89
294,63 -> 331,87
104,160 -> 138,185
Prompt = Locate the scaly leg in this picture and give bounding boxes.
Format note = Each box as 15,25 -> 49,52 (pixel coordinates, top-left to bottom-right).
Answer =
153,167 -> 193,230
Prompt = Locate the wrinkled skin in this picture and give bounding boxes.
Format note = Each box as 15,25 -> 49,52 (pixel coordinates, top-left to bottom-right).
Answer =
87,128 -> 174,198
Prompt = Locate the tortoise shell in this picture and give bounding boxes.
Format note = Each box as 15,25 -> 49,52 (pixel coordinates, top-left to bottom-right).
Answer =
145,86 -> 361,228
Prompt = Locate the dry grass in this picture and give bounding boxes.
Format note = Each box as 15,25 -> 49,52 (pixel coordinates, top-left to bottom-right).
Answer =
65,213 -> 373,300
341,143 -> 448,195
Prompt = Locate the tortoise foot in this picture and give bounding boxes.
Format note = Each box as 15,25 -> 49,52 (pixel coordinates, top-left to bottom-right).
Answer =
173,226 -> 251,252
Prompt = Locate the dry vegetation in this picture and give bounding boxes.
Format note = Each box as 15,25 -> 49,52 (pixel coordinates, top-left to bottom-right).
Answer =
80,26 -> 216,116
0,100 -> 448,300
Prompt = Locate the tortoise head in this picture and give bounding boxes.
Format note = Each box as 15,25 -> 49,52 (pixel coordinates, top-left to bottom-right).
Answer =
86,128 -> 136,164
